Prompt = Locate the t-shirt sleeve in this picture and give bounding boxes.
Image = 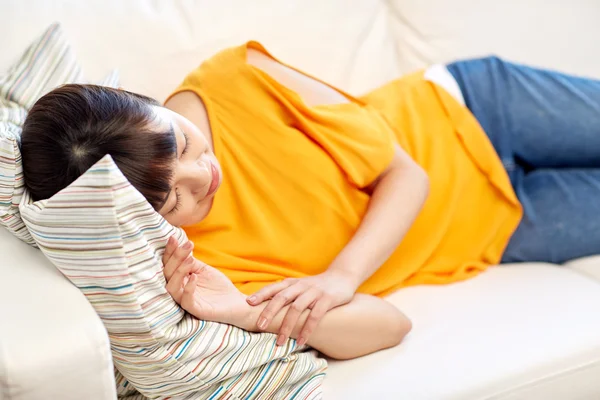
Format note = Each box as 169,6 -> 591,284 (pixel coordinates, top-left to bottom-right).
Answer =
299,102 -> 397,188
242,41 -> 397,188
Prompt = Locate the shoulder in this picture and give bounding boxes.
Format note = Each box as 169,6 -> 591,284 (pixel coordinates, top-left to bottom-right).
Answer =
164,91 -> 203,114
246,45 -> 350,107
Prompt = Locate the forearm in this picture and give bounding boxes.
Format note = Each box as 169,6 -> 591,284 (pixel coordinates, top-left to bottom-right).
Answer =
239,294 -> 411,360
329,145 -> 429,286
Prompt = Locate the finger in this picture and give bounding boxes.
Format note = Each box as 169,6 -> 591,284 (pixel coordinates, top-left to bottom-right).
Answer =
247,279 -> 295,305
180,274 -> 198,313
256,283 -> 304,331
165,255 -> 194,302
163,240 -> 194,281
297,297 -> 332,347
276,289 -> 320,346
166,256 -> 200,302
161,236 -> 177,266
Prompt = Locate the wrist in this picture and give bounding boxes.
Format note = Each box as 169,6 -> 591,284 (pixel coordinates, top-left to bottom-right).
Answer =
222,293 -> 255,328
228,298 -> 265,331
327,262 -> 363,290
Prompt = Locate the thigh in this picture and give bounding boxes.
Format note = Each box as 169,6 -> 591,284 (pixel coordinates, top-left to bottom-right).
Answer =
447,57 -> 600,171
501,168 -> 600,264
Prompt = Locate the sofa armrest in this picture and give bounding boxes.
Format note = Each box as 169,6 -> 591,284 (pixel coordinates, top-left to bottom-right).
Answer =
0,227 -> 116,400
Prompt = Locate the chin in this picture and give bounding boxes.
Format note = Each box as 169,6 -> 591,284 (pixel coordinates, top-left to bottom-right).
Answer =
183,215 -> 204,227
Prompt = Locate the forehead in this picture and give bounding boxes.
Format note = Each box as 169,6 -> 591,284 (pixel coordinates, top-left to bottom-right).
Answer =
150,106 -> 181,150
150,106 -> 181,213
152,105 -> 176,129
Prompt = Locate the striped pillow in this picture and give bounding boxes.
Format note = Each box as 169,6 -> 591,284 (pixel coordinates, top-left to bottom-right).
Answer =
0,22 -> 119,245
19,155 -> 326,400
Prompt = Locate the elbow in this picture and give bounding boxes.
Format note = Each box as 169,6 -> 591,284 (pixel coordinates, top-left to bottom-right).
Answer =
327,310 -> 412,361
376,308 -> 412,353
388,312 -> 412,348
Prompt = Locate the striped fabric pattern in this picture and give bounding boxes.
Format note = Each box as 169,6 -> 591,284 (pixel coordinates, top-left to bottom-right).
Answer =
20,155 -> 327,400
0,116 -> 32,244
0,22 -> 119,246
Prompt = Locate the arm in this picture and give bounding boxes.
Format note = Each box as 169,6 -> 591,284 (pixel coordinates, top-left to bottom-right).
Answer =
328,144 -> 429,287
162,243 -> 412,360
239,293 -> 412,360
250,146 -> 428,344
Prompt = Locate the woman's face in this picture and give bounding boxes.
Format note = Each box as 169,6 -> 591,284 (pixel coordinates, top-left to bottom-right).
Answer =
155,107 -> 222,227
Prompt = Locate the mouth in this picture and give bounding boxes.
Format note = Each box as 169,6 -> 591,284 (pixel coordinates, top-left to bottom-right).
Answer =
206,162 -> 220,197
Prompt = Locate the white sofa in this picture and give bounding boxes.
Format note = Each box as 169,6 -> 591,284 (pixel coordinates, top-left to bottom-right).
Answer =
2,1 -> 600,399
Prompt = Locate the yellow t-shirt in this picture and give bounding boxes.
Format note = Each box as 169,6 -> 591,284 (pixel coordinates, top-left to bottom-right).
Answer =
167,41 -> 523,297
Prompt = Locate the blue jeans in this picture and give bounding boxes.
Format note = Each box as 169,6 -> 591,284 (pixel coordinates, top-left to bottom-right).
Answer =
447,57 -> 600,264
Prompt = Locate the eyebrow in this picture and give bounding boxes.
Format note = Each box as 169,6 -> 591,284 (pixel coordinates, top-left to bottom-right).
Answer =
157,123 -> 177,211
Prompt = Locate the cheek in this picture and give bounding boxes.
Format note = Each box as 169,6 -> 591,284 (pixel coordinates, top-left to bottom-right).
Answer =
162,213 -> 180,227
178,197 -> 199,226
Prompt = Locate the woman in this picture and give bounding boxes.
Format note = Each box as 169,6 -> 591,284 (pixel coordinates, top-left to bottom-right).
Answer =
20,42 -> 600,356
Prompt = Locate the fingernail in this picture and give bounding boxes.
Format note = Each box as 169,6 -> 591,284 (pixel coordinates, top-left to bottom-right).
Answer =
186,256 -> 194,264
183,241 -> 192,250
277,334 -> 285,346
167,236 -> 174,246
258,317 -> 268,330
298,337 -> 306,347
247,295 -> 257,304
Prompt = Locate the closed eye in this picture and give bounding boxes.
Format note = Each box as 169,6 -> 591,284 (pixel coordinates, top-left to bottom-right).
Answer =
181,131 -> 190,157
169,188 -> 182,215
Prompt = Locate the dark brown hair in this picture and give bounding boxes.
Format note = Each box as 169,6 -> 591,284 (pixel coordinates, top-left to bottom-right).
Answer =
20,84 -> 176,210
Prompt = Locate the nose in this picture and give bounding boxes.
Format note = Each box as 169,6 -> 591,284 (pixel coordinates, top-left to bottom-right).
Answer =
179,157 -> 211,197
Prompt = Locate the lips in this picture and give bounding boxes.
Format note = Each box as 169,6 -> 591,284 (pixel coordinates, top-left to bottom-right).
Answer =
206,162 -> 220,197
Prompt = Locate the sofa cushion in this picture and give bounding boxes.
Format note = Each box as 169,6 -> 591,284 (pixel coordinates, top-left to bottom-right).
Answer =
325,264 -> 600,399
564,256 -> 600,283
0,225 -> 117,400
3,0 -> 599,103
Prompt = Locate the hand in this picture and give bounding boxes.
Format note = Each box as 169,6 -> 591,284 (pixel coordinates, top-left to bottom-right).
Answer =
247,270 -> 359,346
162,236 -> 247,325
